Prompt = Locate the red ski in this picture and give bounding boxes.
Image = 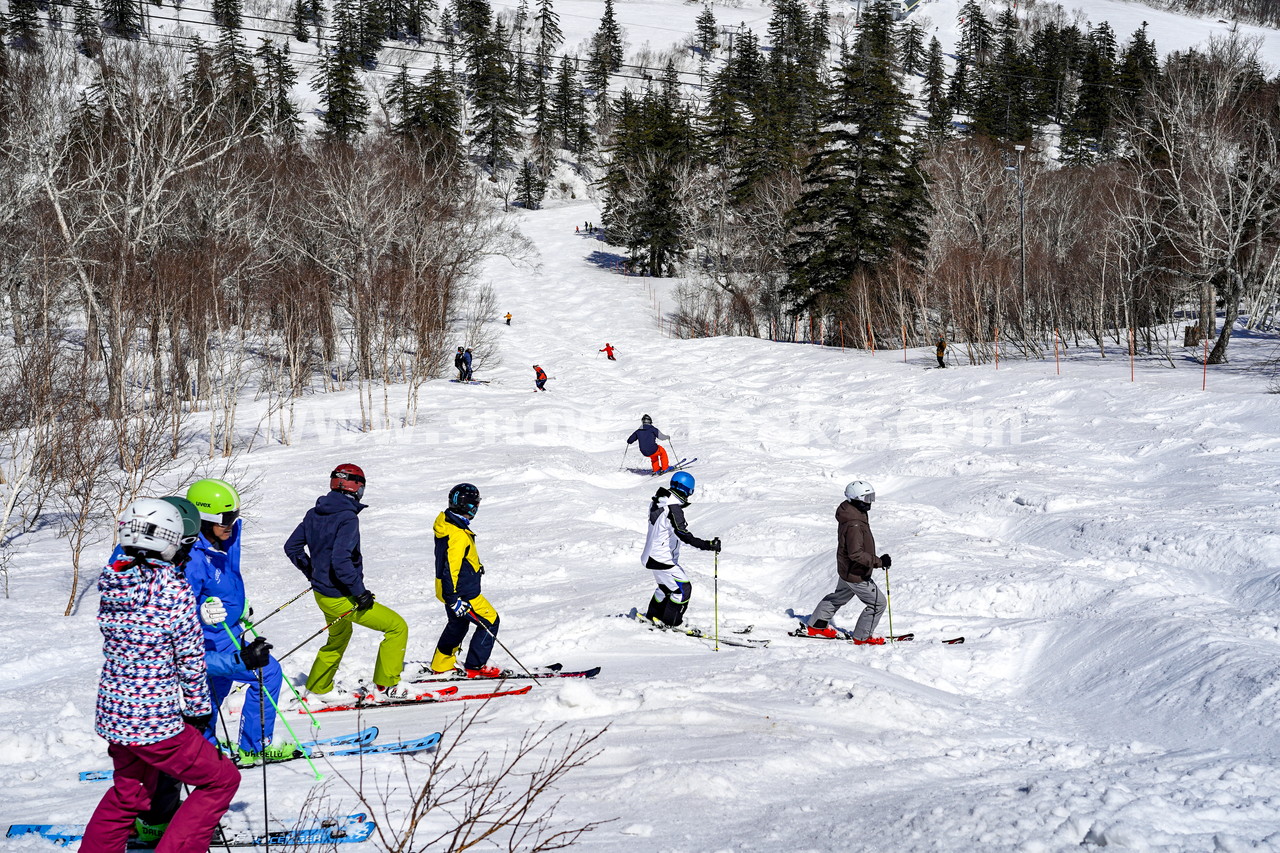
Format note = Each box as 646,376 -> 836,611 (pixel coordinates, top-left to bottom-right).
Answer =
302,683 -> 533,714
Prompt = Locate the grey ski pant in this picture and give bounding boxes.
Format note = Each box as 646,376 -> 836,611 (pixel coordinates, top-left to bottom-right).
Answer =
810,577 -> 885,640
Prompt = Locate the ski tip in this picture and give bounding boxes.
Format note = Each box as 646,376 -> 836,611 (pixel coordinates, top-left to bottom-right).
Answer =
943,637 -> 966,644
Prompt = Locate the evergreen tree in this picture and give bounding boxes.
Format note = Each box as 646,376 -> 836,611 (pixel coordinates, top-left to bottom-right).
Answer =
514,158 -> 548,208
783,1 -> 929,312
292,0 -> 310,41
922,36 -> 951,142
584,30 -> 612,106
357,0 -> 388,68
593,0 -> 623,72
533,0 -> 561,75
212,0 -> 242,30
695,4 -> 717,59
970,7 -> 1033,141
6,0 -> 41,52
898,20 -> 926,77
1117,22 -> 1159,95
1061,22 -> 1117,161
947,55 -> 971,115
73,0 -> 102,57
956,0 -> 992,66
256,38 -> 301,140
312,41 -> 369,142
470,19 -> 519,168
600,89 -> 695,276
101,0 -> 142,38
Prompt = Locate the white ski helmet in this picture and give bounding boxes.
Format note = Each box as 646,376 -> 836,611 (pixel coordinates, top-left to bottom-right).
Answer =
118,498 -> 186,561
844,481 -> 876,503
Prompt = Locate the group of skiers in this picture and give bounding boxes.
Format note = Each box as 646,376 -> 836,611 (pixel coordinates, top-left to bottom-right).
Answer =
624,415 -> 891,645
83,406 -> 894,852
83,468 -> 505,852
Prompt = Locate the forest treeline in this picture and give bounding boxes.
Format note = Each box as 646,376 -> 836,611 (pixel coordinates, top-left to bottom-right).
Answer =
1,0 -> 1279,597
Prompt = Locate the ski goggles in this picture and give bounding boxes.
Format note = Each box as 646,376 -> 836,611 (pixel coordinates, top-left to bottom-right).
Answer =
206,509 -> 240,526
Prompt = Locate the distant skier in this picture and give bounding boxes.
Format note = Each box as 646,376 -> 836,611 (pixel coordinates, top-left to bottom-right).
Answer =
504,313 -> 512,326
284,464 -> 410,705
463,348 -> 474,381
600,343 -> 617,361
936,335 -> 947,368
533,364 -> 548,391
627,414 -> 671,473
454,347 -> 466,381
640,472 -> 720,627
427,484 -> 503,678
804,481 -> 892,644
81,499 -> 240,853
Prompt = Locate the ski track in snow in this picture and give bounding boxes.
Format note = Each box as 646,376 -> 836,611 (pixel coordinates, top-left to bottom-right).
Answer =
4,200 -> 1280,851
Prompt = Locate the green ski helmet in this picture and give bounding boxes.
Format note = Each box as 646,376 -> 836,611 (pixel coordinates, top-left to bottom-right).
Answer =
186,478 -> 241,525
160,496 -> 202,542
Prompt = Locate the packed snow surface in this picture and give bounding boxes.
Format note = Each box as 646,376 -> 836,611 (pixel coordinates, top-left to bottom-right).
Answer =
4,200 -> 1280,852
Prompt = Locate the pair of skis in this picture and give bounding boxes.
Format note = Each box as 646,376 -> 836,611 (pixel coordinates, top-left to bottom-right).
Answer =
8,813 -> 375,848
304,681 -> 534,714
788,624 -> 966,645
651,457 -> 696,475
408,662 -> 602,682
78,726 -> 440,782
627,612 -> 770,648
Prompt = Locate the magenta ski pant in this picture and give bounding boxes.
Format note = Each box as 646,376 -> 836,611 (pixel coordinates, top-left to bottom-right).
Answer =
80,723 -> 240,853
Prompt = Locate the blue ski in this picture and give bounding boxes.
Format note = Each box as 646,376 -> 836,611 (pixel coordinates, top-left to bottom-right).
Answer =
7,813 -> 376,847
329,732 -> 442,756
650,457 -> 696,476
79,726 -> 380,782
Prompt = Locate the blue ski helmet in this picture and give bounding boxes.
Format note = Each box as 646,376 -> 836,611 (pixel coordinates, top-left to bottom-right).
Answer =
669,471 -> 695,500
449,483 -> 481,519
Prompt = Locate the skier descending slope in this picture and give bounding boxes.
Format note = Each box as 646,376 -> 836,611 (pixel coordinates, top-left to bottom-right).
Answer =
641,472 -> 721,627
427,484 -> 504,678
81,499 -> 240,853
184,478 -> 296,764
627,414 -> 672,473
804,481 -> 893,644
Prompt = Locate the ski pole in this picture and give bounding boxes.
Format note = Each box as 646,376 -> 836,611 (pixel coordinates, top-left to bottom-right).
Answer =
243,621 -> 321,733
619,445 -> 629,471
218,612 -> 322,781
713,551 -> 720,653
467,611 -> 539,682
257,664 -> 270,853
883,568 -> 894,642
276,607 -> 356,663
244,587 -> 310,631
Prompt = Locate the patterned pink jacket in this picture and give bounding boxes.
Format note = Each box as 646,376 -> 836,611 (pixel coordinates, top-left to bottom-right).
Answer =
94,555 -> 212,746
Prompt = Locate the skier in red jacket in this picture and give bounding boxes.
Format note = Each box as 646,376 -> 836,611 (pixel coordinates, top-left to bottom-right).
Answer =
600,344 -> 616,361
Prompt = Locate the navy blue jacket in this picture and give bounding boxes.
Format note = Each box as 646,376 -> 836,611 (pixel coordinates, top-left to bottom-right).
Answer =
284,491 -> 368,599
627,424 -> 670,457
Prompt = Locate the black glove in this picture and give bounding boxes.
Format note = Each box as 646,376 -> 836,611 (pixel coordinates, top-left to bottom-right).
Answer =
353,590 -> 375,611
710,537 -> 722,553
238,636 -> 273,671
880,554 -> 892,569
182,712 -> 213,731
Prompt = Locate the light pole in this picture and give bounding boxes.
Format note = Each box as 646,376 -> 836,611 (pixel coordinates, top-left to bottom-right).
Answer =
1005,145 -> 1027,312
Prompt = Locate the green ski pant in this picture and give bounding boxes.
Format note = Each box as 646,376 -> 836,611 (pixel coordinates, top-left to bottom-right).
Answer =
305,592 -> 408,693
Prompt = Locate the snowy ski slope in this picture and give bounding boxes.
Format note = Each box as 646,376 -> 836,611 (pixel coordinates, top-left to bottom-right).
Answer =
3,200 -> 1280,851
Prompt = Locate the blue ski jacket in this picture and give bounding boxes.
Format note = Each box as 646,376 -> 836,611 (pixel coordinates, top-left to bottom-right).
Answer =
284,491 -> 368,600
184,520 -> 247,657
627,424 -> 670,457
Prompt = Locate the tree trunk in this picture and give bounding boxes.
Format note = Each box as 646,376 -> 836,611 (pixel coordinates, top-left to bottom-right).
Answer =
1207,276 -> 1242,365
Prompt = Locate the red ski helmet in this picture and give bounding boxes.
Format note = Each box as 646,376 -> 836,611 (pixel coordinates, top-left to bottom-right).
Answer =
330,463 -> 366,498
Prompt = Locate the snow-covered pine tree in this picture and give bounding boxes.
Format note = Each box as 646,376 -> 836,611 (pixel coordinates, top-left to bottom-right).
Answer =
783,0 -> 928,313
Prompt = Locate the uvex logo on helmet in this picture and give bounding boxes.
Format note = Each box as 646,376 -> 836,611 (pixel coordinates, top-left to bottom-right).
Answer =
331,463 -> 366,497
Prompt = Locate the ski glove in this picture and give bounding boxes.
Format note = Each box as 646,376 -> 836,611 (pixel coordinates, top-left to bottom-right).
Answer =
450,598 -> 471,618
353,591 -> 375,611
199,597 -> 228,626
880,554 -> 892,569
182,712 -> 213,732
238,636 -> 273,671
710,537 -> 722,553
